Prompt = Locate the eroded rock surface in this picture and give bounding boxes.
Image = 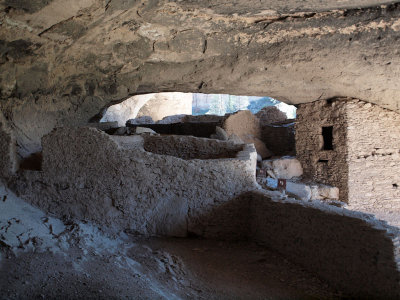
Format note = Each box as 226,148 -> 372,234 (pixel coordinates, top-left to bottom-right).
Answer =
1,1 -> 400,155
256,106 -> 287,125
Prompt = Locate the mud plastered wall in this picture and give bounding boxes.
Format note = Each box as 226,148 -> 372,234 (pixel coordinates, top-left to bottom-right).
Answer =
248,190 -> 400,298
13,127 -> 257,238
346,100 -> 400,211
295,99 -> 349,201
143,135 -> 243,160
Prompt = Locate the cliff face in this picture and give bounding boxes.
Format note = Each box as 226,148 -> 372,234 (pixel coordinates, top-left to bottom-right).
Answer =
1,0 -> 400,155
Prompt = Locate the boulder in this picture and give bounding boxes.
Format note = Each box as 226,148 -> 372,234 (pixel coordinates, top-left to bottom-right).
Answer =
310,185 -> 340,201
228,134 -> 244,144
215,126 -> 228,141
222,110 -> 272,158
223,110 -> 261,141
286,181 -> 312,201
261,157 -> 303,179
135,127 -> 157,134
256,106 -> 287,125
242,136 -> 273,159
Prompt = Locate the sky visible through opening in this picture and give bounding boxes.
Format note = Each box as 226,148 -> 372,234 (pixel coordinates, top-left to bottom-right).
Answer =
192,94 -> 296,118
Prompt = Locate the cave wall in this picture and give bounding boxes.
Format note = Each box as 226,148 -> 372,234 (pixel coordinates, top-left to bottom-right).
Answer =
100,94 -> 154,126
136,92 -> 193,122
102,92 -> 193,126
1,1 -> 400,157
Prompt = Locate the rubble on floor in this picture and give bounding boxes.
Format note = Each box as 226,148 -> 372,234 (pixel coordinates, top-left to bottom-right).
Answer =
257,156 -> 340,203
261,156 -> 302,179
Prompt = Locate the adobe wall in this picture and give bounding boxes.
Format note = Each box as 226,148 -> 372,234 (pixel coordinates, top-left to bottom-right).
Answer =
295,99 -> 349,201
13,127 -> 257,238
346,100 -> 400,211
143,135 -> 243,160
249,190 -> 400,298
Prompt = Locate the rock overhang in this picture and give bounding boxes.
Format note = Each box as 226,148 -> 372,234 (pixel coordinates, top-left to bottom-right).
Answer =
1,0 -> 400,156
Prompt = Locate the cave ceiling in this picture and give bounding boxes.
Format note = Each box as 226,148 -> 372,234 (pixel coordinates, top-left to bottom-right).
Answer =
0,1 -> 400,152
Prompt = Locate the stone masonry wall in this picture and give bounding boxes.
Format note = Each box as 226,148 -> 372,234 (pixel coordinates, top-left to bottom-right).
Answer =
346,100 -> 400,211
295,99 -> 349,202
296,98 -> 400,208
13,127 -> 257,238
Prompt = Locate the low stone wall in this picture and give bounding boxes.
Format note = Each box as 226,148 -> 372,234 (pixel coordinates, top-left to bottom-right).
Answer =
248,190 -> 400,298
143,135 -> 243,160
14,127 -> 257,237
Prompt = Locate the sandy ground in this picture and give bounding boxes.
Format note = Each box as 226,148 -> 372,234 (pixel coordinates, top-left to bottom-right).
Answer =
0,181 -> 343,299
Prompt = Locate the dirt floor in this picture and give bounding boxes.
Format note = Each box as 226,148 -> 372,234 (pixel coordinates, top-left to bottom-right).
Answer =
0,236 -> 343,300
0,180 -> 344,299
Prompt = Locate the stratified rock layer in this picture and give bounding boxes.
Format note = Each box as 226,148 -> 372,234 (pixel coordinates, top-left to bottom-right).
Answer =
1,1 -> 400,155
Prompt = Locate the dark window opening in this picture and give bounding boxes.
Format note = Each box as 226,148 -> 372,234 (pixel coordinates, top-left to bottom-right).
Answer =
318,159 -> 329,163
393,184 -> 398,189
322,126 -> 334,150
20,152 -> 42,171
